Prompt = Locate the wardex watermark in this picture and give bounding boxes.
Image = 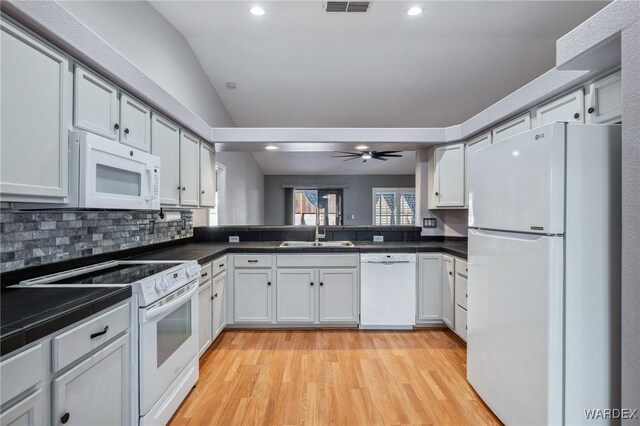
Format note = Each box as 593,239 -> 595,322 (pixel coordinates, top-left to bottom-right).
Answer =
584,408 -> 638,420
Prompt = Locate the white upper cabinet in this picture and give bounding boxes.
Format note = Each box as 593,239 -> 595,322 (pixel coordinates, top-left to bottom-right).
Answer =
536,89 -> 584,125
466,132 -> 492,156
492,113 -> 531,143
0,20 -> 71,202
434,143 -> 466,208
74,66 -> 119,140
119,94 -> 151,152
586,71 -> 622,124
179,131 -> 200,206
151,114 -> 180,205
199,143 -> 216,207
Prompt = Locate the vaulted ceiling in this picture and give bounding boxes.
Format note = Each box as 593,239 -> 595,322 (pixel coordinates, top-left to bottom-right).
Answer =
150,0 -> 608,128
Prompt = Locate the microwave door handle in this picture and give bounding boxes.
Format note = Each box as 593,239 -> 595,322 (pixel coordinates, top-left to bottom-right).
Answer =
141,284 -> 198,323
144,165 -> 154,201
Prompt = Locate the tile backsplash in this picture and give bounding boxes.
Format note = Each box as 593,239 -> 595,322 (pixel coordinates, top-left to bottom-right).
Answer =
0,210 -> 192,273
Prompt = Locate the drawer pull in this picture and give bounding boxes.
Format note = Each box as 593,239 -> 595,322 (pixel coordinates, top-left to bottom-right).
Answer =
219,264 -> 225,268
248,260 -> 259,263
61,412 -> 70,424
201,272 -> 208,277
90,325 -> 109,339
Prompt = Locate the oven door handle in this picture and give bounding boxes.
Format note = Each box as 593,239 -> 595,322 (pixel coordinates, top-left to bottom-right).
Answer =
141,283 -> 198,323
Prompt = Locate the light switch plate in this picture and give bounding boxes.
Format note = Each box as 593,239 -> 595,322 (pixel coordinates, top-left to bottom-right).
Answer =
423,217 -> 437,228
373,235 -> 384,242
229,236 -> 240,243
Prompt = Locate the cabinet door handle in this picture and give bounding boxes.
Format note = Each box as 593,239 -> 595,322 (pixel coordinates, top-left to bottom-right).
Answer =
310,282 -> 314,286
201,272 -> 208,277
177,186 -> 181,190
449,271 -> 453,276
320,282 -> 324,286
90,325 -> 109,339
248,260 -> 258,263
182,187 -> 186,191
588,107 -> 595,114
267,281 -> 271,286
573,112 -> 580,119
124,128 -> 130,134
113,123 -> 120,130
61,412 -> 70,424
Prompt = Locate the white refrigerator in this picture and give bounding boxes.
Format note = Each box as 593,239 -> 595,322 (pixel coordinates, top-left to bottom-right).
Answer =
467,123 -> 621,425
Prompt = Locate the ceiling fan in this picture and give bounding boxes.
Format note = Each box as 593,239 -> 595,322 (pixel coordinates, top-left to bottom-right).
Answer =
331,150 -> 403,163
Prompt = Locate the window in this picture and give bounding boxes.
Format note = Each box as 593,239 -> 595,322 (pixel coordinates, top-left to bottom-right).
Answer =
372,188 -> 416,226
293,189 -> 343,226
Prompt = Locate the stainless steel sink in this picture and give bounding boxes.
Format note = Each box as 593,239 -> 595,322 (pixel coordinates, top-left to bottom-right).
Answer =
278,241 -> 355,248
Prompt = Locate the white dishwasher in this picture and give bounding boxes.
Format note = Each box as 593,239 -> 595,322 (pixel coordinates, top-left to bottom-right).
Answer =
360,253 -> 416,329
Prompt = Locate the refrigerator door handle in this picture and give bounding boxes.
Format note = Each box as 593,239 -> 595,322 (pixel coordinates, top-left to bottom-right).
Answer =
469,228 -> 553,242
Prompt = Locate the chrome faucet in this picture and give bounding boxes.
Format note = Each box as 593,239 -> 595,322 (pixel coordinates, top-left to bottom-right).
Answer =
315,206 -> 325,244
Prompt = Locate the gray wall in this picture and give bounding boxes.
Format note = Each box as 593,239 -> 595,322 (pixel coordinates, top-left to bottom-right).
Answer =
58,0 -> 234,127
217,152 -> 265,225
622,20 -> 640,424
264,175 -> 415,225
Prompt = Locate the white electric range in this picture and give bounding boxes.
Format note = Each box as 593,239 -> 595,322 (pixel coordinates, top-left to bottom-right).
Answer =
13,260 -> 201,426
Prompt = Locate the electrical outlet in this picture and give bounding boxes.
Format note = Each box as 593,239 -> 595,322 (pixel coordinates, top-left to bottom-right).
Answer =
423,217 -> 437,228
373,235 -> 384,242
229,236 -> 240,243
149,220 -> 155,235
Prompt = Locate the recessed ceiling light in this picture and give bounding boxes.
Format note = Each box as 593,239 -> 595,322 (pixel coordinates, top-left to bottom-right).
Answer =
225,81 -> 237,89
265,145 -> 279,150
355,145 -> 369,150
250,6 -> 266,16
407,6 -> 423,16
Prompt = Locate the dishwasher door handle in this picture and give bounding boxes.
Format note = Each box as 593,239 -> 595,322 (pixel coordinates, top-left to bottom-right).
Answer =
365,261 -> 412,264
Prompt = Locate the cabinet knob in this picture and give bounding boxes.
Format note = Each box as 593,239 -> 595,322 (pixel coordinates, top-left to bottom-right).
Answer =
320,282 -> 324,286
202,190 -> 205,194
435,191 -> 439,196
573,112 -> 580,119
214,293 -> 218,298
124,128 -> 130,134
449,271 -> 452,276
588,107 -> 595,114
61,413 -> 70,424
177,186 -> 181,190
310,282 -> 314,286
113,123 -> 120,130
182,187 -> 186,191
267,281 -> 271,286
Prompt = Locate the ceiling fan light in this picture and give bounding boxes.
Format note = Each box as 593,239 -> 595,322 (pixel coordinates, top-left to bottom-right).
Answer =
362,153 -> 372,160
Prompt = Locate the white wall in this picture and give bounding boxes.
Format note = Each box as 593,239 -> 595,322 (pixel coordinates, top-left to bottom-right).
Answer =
216,152 -> 264,225
58,0 -> 234,127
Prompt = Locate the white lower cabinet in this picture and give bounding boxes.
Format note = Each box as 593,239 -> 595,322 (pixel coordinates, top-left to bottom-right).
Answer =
53,333 -> 130,426
442,255 -> 455,329
318,269 -> 358,323
416,254 -> 443,324
454,305 -> 467,342
211,271 -> 227,338
198,280 -> 213,356
0,388 -> 44,426
453,258 -> 468,342
234,269 -> 273,323
276,269 -> 316,323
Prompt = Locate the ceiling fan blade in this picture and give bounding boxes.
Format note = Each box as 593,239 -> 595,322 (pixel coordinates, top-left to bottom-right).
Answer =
331,154 -> 360,158
373,151 -> 403,156
334,151 -> 360,155
342,157 -> 360,161
372,156 -> 388,161
379,154 -> 403,158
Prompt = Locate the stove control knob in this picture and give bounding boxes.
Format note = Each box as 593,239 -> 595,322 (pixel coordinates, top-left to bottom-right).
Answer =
155,280 -> 164,292
162,277 -> 171,290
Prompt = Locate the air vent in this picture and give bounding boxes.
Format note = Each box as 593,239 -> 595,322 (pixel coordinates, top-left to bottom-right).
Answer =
324,1 -> 370,12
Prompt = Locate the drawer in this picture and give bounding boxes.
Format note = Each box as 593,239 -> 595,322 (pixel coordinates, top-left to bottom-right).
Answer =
199,262 -> 212,283
212,256 -> 227,276
455,258 -> 468,277
454,305 -> 467,342
234,254 -> 272,268
277,254 -> 358,268
52,301 -> 130,372
455,273 -> 468,310
0,343 -> 44,406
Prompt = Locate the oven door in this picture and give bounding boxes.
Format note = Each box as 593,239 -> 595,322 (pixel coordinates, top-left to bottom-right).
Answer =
139,281 -> 199,415
79,131 -> 160,210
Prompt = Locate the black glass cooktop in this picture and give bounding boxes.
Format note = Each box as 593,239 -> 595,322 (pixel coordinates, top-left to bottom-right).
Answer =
44,263 -> 178,285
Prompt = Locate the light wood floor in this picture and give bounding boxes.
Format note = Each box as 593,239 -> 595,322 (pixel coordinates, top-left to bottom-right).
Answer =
169,329 -> 502,426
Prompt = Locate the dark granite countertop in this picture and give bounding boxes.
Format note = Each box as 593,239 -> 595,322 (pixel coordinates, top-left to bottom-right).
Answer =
130,240 -> 467,265
1,286 -> 131,356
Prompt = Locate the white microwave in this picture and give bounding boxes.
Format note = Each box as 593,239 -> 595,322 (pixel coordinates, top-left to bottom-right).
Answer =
72,131 -> 161,210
